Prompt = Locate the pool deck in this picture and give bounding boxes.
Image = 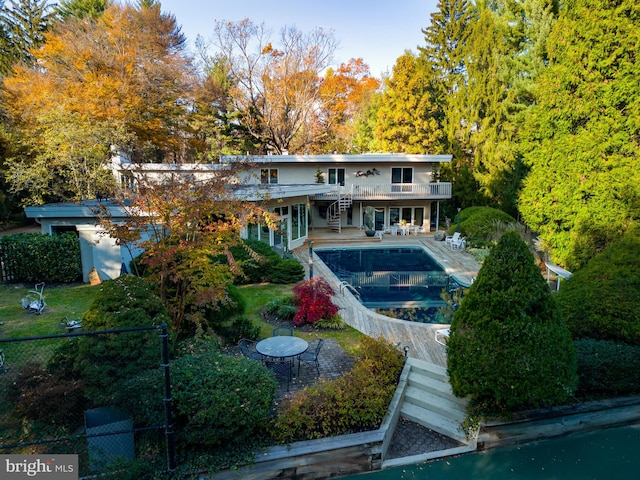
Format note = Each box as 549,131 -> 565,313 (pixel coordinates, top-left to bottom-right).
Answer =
295,228 -> 482,368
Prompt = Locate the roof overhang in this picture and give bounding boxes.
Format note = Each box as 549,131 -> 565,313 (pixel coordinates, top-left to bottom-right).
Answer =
221,154 -> 453,164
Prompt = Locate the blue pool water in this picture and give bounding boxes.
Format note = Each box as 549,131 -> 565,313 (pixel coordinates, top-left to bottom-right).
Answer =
316,247 -> 456,322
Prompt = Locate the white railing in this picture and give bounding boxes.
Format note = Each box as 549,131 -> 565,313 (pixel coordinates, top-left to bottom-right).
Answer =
312,183 -> 451,200
346,271 -> 450,288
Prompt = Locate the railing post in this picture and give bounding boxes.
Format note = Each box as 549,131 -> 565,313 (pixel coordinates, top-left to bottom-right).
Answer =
160,324 -> 176,472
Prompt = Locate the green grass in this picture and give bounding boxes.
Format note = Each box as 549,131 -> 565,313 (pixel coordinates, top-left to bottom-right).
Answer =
0,283 -> 99,338
237,283 -> 365,355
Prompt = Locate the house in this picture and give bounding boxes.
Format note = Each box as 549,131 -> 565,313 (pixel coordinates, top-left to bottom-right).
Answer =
224,153 -> 452,242
24,153 -> 452,282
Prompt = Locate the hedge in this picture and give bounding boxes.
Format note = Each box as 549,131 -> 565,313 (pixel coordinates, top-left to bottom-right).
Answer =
0,232 -> 81,283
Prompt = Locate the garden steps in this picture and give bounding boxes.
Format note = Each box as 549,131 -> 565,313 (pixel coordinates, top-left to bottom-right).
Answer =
399,359 -> 473,446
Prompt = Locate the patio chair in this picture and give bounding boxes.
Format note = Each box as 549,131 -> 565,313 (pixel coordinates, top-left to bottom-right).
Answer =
238,338 -> 263,362
298,339 -> 324,376
272,326 -> 293,337
445,232 -> 461,246
435,328 -> 450,346
451,236 -> 466,250
265,357 -> 292,391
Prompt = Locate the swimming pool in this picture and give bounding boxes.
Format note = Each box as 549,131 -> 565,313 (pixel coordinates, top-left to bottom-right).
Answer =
316,247 -> 456,323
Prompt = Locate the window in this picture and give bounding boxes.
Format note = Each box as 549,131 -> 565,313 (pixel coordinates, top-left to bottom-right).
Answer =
261,168 -> 278,184
391,167 -> 413,192
328,168 -> 345,186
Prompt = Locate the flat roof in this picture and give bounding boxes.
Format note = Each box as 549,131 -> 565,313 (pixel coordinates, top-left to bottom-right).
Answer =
222,154 -> 453,164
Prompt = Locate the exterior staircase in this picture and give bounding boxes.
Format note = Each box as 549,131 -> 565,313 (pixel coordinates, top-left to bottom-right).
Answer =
383,358 -> 477,468
327,190 -> 352,232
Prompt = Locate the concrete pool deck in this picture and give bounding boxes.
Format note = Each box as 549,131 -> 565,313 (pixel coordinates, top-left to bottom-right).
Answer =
295,228 -> 482,367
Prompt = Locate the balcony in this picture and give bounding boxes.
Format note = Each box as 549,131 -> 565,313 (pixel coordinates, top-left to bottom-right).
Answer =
310,183 -> 452,201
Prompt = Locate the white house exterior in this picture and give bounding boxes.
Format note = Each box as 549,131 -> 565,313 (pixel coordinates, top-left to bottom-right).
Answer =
224,153 -> 453,238
24,153 -> 452,282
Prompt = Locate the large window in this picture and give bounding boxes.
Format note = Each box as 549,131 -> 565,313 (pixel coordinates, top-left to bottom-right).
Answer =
261,168 -> 278,184
291,203 -> 307,240
328,168 -> 345,186
391,167 -> 413,192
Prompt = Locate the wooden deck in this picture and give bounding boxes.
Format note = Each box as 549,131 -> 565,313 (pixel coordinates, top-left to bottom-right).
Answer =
295,229 -> 482,368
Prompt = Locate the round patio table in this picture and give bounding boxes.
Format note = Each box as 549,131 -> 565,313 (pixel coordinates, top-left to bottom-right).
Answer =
256,336 -> 308,359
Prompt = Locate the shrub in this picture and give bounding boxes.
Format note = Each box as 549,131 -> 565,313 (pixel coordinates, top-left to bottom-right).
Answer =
267,258 -> 305,283
556,226 -> 640,346
314,314 -> 346,330
447,231 -> 578,416
273,336 -> 403,443
261,296 -> 297,321
206,284 -> 246,327
574,339 -> 640,398
292,277 -> 339,326
48,275 -> 172,402
0,232 -> 81,283
8,363 -> 87,428
217,316 -> 261,344
452,207 -> 515,246
170,337 -> 277,451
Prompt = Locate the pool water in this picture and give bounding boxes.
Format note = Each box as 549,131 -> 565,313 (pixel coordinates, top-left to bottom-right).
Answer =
340,425 -> 640,480
316,247 -> 456,322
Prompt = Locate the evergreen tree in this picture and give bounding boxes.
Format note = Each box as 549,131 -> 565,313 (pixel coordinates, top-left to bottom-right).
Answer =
519,0 -> 640,270
447,231 -> 577,415
374,51 -> 445,154
56,0 -> 107,20
0,0 -> 55,73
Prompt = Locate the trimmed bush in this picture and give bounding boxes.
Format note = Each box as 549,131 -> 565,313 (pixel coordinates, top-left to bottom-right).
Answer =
273,336 -> 403,443
0,232 -> 81,283
267,258 -> 305,283
452,207 -> 515,246
48,275 -> 172,402
447,231 -> 578,416
556,226 -> 640,346
574,339 -> 640,398
221,239 -> 305,284
170,337 -> 277,451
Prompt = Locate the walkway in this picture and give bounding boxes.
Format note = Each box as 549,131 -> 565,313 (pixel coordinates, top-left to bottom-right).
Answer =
296,229 -> 482,368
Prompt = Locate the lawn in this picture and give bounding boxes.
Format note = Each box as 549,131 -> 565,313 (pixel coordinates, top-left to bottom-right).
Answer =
0,282 -> 99,338
238,282 -> 365,355
1,281 -> 364,354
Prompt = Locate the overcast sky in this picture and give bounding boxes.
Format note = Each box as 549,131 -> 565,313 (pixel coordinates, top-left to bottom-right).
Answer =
160,0 -> 439,77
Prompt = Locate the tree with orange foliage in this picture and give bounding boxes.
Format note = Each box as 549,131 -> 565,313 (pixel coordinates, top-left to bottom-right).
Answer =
2,2 -> 194,204
317,58 -> 380,153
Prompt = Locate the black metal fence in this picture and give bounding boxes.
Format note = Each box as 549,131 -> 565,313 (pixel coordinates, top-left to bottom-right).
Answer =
0,325 -> 175,477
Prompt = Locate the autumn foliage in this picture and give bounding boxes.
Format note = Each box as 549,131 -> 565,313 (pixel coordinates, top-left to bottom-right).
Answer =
292,277 -> 339,326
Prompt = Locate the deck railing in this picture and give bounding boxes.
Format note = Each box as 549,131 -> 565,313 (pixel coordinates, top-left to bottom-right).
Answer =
311,183 -> 451,201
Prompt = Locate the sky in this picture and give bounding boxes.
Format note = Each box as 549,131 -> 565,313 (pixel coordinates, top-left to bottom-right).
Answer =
159,0 -> 440,78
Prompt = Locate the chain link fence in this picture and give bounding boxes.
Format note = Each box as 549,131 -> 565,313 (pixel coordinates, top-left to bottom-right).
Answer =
0,325 -> 175,477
